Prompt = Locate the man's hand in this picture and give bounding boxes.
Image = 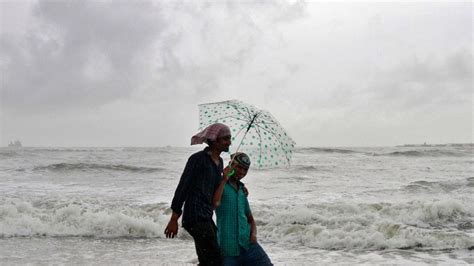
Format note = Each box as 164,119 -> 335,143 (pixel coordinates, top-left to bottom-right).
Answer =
164,218 -> 179,238
222,166 -> 233,182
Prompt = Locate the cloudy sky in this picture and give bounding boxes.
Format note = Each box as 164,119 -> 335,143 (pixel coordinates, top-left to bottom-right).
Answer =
1,0 -> 472,147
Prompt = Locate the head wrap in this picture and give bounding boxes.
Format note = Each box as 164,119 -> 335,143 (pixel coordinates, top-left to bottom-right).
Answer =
230,152 -> 251,169
191,123 -> 231,145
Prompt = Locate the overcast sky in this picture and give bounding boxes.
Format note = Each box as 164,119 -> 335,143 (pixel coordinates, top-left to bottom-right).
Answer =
1,0 -> 472,147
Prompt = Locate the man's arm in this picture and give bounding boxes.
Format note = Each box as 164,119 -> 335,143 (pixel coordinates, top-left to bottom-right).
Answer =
164,211 -> 181,238
247,212 -> 257,243
242,185 -> 249,197
245,198 -> 257,243
212,166 -> 231,209
164,156 -> 196,238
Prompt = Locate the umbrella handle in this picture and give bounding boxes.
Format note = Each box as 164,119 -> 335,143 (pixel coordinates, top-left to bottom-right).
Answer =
228,169 -> 236,178
229,112 -> 260,170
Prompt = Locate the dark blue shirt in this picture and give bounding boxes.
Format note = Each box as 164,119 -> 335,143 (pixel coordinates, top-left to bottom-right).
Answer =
170,147 -> 223,229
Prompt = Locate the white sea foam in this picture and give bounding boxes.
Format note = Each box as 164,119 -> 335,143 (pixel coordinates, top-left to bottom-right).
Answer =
1,198 -> 472,251
254,199 -> 474,250
0,199 -> 174,238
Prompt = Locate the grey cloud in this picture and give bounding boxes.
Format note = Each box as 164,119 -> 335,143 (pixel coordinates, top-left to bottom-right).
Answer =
368,49 -> 472,110
313,49 -> 473,113
144,1 -> 306,103
1,0 -> 306,114
1,1 -> 471,147
1,0 -> 164,113
279,48 -> 473,125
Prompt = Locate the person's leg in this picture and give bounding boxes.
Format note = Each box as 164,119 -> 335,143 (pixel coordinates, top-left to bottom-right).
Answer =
186,222 -> 223,266
223,256 -> 240,266
185,226 -> 203,262
240,243 -> 272,266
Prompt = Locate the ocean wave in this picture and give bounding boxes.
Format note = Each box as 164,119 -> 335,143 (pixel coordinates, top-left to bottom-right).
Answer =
403,178 -> 472,193
1,198 -> 472,251
34,163 -> 164,173
0,199 -> 178,239
0,150 -> 19,158
299,148 -> 357,154
376,149 -> 468,157
467,177 -> 474,187
291,165 -> 319,171
255,199 -> 474,251
25,147 -> 173,153
24,148 -> 121,153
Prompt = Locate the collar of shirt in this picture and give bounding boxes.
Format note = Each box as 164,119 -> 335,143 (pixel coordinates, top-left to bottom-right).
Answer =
227,180 -> 245,191
203,146 -> 223,169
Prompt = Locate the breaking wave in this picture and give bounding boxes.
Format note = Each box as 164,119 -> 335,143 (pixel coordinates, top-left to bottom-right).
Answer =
1,198 -> 472,251
34,163 -> 164,173
403,177 -> 474,193
377,149 -> 469,157
256,199 -> 474,251
0,199 -> 172,238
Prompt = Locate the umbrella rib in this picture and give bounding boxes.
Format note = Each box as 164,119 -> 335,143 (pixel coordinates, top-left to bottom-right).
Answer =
244,106 -> 252,120
230,116 -> 252,123
254,124 -> 292,164
257,122 -> 293,143
230,102 -> 261,125
242,105 -> 257,121
230,104 -> 252,121
201,114 -> 250,143
232,121 -> 251,148
256,120 -> 278,125
200,115 -> 250,129
211,115 -> 248,123
255,116 -> 279,126
253,125 -> 264,168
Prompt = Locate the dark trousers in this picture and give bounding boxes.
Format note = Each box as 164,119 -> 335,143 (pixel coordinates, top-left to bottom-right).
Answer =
223,243 -> 273,266
186,221 -> 223,266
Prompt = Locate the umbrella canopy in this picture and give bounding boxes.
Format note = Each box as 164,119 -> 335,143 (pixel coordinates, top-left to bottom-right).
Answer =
198,100 -> 296,168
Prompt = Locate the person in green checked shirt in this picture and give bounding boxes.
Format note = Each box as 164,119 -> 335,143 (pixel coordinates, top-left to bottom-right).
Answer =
213,152 -> 273,266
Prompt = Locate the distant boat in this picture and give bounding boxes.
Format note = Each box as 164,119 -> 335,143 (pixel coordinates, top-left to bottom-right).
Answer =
8,140 -> 22,148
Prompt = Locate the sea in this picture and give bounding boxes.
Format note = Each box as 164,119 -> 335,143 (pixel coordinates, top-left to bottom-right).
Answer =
0,144 -> 472,265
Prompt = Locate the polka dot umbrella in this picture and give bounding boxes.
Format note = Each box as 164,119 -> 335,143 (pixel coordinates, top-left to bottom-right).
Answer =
198,100 -> 296,168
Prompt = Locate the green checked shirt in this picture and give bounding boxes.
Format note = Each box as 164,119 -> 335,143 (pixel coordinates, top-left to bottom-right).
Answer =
216,181 -> 252,256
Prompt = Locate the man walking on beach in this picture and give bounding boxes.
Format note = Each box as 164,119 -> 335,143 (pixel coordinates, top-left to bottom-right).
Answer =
164,123 -> 231,265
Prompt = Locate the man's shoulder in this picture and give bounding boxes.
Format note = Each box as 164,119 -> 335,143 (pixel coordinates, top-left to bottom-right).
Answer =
187,149 -> 208,164
189,148 -> 206,158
